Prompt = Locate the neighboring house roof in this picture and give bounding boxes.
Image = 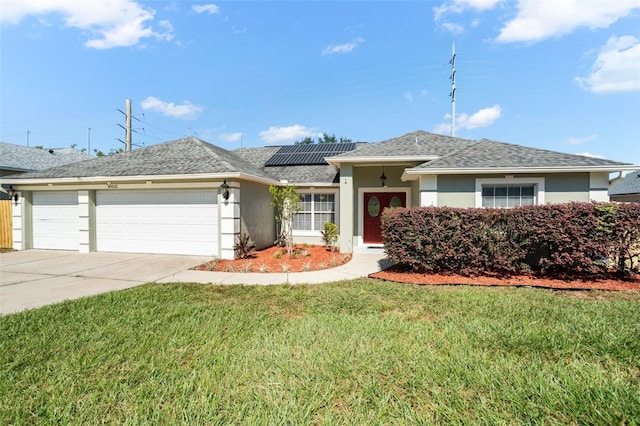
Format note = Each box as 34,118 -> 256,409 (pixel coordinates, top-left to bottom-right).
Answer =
609,170 -> 640,196
0,141 -> 90,174
6,137 -> 275,183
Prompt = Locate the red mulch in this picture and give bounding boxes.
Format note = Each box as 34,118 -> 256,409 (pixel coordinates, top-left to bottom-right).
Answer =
371,264 -> 640,291
195,245 -> 351,273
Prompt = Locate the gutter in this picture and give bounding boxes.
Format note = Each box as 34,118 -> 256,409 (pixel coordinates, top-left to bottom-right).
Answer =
0,172 -> 281,188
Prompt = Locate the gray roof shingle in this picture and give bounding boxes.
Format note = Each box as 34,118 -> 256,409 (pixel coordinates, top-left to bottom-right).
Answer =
609,170 -> 640,195
329,130 -> 474,159
412,138 -> 630,170
8,137 -> 273,180
0,142 -> 91,173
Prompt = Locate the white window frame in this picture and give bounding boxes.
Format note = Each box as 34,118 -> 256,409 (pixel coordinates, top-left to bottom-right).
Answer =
293,189 -> 339,236
475,177 -> 545,208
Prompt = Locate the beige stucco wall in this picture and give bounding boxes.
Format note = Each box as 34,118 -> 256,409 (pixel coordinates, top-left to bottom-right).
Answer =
239,181 -> 275,250
544,173 -> 590,203
436,175 -> 476,207
435,173 -> 593,207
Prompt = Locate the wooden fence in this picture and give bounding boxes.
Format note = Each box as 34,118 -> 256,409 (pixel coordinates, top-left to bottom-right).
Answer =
0,200 -> 12,248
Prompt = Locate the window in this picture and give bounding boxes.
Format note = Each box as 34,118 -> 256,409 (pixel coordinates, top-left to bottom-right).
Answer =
482,185 -> 535,207
293,193 -> 335,232
475,177 -> 545,208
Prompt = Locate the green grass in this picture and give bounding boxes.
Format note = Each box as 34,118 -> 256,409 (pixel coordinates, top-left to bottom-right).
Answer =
1,280 -> 639,425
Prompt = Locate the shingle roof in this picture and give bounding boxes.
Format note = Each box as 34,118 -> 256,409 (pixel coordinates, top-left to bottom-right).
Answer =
0,142 -> 90,173
609,170 -> 640,195
329,130 -> 474,159
411,138 -> 630,170
4,132 -> 633,185
8,137 -> 273,180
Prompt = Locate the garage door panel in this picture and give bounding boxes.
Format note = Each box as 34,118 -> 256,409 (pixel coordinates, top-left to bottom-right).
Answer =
96,190 -> 218,256
32,192 -> 79,250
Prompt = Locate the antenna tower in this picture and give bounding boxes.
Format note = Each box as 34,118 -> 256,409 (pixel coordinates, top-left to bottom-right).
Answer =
449,41 -> 456,137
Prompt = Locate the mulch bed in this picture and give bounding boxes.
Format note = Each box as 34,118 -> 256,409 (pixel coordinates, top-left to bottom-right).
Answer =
371,264 -> 640,291
195,245 -> 351,273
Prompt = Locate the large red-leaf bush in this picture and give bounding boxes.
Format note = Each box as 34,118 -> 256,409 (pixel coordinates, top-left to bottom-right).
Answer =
381,202 -> 640,277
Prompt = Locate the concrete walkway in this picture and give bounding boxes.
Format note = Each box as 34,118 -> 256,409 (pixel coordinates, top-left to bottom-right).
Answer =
1,250 -> 392,315
158,253 -> 394,285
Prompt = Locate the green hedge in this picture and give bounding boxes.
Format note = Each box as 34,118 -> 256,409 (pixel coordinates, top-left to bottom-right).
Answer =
381,202 -> 640,276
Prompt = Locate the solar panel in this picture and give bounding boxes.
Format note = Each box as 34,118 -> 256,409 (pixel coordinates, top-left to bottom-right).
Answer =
265,142 -> 356,166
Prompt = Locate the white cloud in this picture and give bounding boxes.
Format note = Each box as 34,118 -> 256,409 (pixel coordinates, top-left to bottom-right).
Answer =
219,132 -> 243,143
140,96 -> 203,120
0,0 -> 173,49
432,105 -> 502,134
441,22 -> 466,35
322,37 -> 365,55
259,125 -> 322,144
576,152 -> 605,159
192,4 -> 220,15
496,0 -> 640,43
432,121 -> 452,135
575,36 -> 640,94
458,104 -> 502,129
434,0 -> 503,21
567,134 -> 597,145
403,89 -> 428,103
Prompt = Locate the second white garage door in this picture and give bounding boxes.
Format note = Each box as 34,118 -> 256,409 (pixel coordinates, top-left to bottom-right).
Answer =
32,191 -> 79,250
96,190 -> 218,256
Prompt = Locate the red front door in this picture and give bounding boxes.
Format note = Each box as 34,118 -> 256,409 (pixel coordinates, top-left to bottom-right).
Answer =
363,192 -> 406,244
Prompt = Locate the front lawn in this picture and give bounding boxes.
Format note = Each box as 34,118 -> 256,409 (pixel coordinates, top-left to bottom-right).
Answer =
1,280 -> 639,424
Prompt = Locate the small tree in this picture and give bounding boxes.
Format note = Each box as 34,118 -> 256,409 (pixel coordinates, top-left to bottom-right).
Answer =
269,184 -> 301,255
321,222 -> 339,252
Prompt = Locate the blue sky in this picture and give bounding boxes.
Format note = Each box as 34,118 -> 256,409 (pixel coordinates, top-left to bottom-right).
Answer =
1,0 -> 639,165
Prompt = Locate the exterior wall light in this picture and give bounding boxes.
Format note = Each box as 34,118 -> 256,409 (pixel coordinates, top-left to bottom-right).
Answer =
379,167 -> 387,187
220,180 -> 230,200
6,185 -> 18,203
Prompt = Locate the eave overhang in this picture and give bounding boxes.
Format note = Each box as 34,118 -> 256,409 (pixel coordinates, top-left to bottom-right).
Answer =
401,165 -> 639,181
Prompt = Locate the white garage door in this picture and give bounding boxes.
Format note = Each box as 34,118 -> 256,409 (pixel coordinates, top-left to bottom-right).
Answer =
32,191 -> 79,250
96,190 -> 218,256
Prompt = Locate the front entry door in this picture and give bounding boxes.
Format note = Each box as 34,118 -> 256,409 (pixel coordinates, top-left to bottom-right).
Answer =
363,192 -> 406,244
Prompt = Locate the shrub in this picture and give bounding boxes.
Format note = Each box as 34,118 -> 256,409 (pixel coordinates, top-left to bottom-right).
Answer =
381,202 -> 640,277
234,233 -> 256,259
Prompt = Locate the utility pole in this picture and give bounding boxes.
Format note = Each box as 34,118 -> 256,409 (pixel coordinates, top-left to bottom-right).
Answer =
117,98 -> 133,151
125,98 -> 132,152
26,129 -> 30,147
449,41 -> 456,137
87,127 -> 91,154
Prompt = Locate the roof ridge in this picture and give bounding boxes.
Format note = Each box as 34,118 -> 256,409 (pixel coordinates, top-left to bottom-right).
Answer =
414,138 -> 483,167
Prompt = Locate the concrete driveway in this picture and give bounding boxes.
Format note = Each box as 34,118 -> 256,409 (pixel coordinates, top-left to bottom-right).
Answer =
0,250 -> 211,315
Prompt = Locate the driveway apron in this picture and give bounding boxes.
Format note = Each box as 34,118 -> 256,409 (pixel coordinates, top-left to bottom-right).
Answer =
0,250 -> 210,315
